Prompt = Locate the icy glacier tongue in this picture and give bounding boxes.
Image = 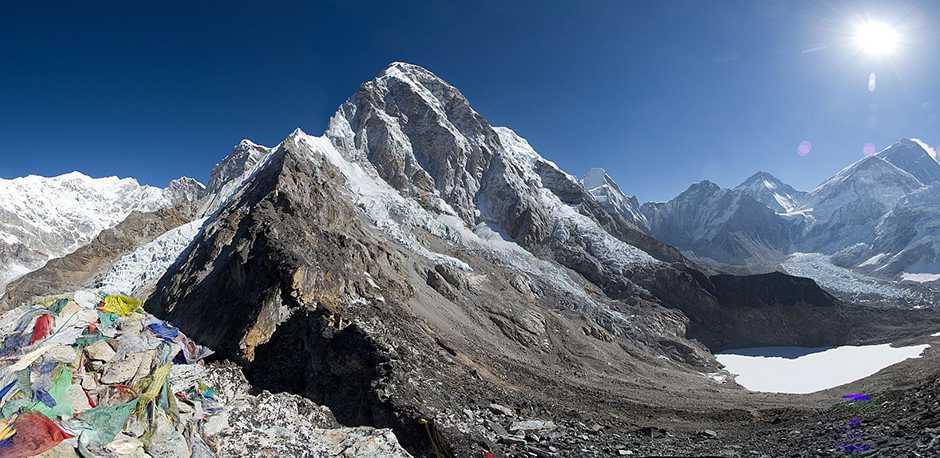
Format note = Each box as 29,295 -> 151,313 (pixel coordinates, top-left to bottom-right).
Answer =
0,172 -> 184,292
96,217 -> 208,295
780,252 -> 922,302
580,168 -> 649,231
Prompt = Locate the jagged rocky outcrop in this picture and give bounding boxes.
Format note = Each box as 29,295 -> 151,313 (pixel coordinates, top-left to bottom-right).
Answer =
165,176 -> 208,215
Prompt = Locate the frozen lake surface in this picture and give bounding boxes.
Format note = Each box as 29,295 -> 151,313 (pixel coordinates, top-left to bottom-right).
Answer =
716,343 -> 930,394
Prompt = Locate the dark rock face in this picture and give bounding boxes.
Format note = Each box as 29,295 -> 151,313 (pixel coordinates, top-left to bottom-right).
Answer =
699,272 -> 847,351
205,139 -> 271,196
329,62 -> 498,225
148,142 -> 440,451
165,176 -> 207,212
2,207 -> 190,309
710,272 -> 837,309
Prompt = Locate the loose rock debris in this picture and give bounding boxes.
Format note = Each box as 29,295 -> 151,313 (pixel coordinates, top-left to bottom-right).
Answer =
0,292 -> 412,457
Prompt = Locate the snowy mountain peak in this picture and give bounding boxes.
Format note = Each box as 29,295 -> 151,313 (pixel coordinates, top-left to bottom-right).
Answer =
164,176 -> 207,208
877,138 -> 940,185
910,138 -> 938,161
735,171 -> 805,213
206,139 -> 271,196
578,168 -> 648,231
688,180 -> 722,194
581,168 -> 615,190
238,138 -> 265,149
798,155 -> 925,251
738,171 -> 782,189
326,61 -> 497,224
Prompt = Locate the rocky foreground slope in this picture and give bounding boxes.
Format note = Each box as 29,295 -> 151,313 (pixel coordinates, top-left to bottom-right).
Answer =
0,291 -> 410,457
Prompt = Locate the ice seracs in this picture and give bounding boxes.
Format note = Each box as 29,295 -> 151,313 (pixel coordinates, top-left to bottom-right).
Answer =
96,217 -> 208,295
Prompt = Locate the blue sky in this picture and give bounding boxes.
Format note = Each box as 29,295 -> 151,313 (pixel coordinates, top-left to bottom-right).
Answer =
2,1 -> 938,202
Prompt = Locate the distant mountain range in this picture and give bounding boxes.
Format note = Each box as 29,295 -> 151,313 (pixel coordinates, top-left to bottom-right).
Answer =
634,138 -> 940,303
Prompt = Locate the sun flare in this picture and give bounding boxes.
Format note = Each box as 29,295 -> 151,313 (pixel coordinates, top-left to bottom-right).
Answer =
853,20 -> 901,57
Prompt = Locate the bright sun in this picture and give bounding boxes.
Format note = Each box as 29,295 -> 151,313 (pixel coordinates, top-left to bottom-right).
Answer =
853,20 -> 901,57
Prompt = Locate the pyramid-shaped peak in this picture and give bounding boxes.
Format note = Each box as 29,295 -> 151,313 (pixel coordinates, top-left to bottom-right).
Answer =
378,61 -> 448,84
580,168 -> 612,189
686,180 -> 723,194
736,171 -> 790,191
876,138 -> 940,185
881,138 -> 937,161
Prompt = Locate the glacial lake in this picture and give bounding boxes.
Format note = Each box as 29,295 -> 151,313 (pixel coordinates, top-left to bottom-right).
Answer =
716,343 -> 930,394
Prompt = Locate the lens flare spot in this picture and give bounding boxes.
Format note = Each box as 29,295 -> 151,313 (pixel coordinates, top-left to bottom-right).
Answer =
868,73 -> 877,93
797,140 -> 812,157
863,143 -> 877,156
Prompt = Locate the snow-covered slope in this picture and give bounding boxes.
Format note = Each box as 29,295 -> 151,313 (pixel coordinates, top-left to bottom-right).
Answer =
0,172 -> 177,291
733,171 -> 806,213
580,168 -> 649,231
833,185 -> 940,279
